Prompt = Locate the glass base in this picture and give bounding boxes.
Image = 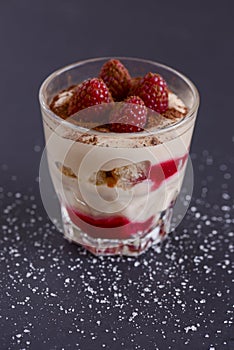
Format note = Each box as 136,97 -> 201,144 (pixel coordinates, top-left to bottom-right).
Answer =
61,205 -> 173,257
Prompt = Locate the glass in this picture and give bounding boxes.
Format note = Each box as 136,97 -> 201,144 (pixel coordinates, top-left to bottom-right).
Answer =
39,57 -> 199,256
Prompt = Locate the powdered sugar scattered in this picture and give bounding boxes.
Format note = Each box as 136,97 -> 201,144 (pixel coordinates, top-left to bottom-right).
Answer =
184,325 -> 198,333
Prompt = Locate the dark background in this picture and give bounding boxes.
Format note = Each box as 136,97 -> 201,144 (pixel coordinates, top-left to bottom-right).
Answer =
1,0 -> 234,177
0,1 -> 234,349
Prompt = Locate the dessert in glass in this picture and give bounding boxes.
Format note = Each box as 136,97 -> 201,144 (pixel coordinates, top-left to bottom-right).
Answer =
39,57 -> 199,256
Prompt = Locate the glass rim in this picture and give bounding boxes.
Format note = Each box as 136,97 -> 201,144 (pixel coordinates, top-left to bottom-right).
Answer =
39,56 -> 200,137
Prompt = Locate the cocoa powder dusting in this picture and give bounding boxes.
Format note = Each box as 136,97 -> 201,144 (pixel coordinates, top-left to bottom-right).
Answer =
162,107 -> 187,120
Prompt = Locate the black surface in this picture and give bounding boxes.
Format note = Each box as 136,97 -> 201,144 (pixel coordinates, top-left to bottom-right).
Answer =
0,1 -> 234,349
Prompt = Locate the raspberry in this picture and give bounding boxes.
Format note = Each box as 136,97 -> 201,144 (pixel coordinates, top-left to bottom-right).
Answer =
125,95 -> 146,106
67,78 -> 113,117
135,72 -> 168,113
142,72 -> 168,90
136,82 -> 168,113
109,95 -> 147,133
99,59 -> 131,100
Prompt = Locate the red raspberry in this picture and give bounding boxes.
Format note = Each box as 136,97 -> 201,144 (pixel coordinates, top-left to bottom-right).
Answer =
109,95 -> 147,133
67,78 -> 113,117
125,95 -> 146,106
135,72 -> 168,113
99,59 -> 131,100
137,82 -> 168,113
142,72 -> 168,90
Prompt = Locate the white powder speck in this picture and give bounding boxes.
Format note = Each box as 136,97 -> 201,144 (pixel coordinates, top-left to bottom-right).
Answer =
129,311 -> 138,322
184,325 -> 197,333
87,286 -> 96,295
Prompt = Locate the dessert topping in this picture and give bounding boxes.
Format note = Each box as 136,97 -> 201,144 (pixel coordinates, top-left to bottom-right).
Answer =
50,59 -> 186,134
